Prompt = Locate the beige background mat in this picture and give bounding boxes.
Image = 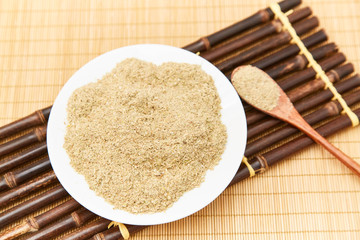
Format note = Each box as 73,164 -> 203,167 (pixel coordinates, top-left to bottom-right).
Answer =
0,0 -> 359,239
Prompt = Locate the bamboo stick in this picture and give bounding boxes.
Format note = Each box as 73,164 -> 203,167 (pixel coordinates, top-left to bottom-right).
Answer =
183,0 -> 301,52
91,225 -> 148,240
247,74 -> 360,138
0,185 -> 67,229
0,157 -> 51,192
278,52 -> 346,91
216,16 -> 319,73
25,208 -> 96,240
0,142 -> 47,174
0,126 -> 46,157
266,43 -> 338,80
245,87 -> 360,157
287,63 -> 354,102
200,7 -> 311,62
0,170 -> 57,207
61,218 -> 111,240
246,52 -> 346,125
252,29 -> 328,69
0,106 -> 51,140
0,198 -> 80,240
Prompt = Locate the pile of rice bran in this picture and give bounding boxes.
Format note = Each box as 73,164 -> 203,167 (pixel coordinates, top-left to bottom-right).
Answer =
64,58 -> 227,214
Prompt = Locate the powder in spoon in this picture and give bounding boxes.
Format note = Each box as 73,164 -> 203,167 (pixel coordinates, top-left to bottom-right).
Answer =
231,65 -> 280,110
64,58 -> 227,214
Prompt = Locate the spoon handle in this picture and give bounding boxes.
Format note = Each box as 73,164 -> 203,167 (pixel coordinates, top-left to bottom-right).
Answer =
291,111 -> 360,177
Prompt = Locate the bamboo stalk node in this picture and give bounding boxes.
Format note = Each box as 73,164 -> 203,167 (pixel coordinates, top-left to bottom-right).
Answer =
328,69 -> 340,82
71,211 -> 82,227
28,217 -> 40,232
200,37 -> 211,50
4,172 -> 17,188
256,155 -> 269,174
35,110 -> 47,125
269,2 -> 359,127
241,156 -> 256,177
34,126 -> 47,142
108,221 -> 130,239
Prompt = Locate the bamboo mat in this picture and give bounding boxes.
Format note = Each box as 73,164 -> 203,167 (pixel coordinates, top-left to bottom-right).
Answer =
0,0 -> 360,239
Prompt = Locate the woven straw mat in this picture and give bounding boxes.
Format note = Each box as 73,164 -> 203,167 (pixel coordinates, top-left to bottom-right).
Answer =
0,0 -> 359,239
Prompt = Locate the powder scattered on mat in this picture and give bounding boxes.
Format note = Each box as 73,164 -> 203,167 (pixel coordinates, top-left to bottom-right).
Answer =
64,58 -> 227,214
231,65 -> 280,110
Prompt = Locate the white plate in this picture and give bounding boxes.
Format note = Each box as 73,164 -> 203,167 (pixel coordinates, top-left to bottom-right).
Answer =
47,44 -> 247,225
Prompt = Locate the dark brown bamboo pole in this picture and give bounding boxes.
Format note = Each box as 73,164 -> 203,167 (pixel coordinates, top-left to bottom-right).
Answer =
61,218 -> 111,240
0,170 -> 57,207
25,208 -> 96,240
246,52 -> 346,125
0,126 -> 46,157
0,106 -> 51,140
287,63 -> 354,102
266,43 -> 338,80
0,185 -> 67,230
0,142 -> 47,174
92,225 -> 148,240
223,30 -> 329,83
252,29 -> 328,70
231,106 -> 360,184
200,7 -> 311,62
278,52 -> 347,91
247,74 -> 360,139
245,88 -> 360,157
216,16 -> 319,73
0,198 -> 80,240
183,0 -> 302,52
0,157 -> 51,192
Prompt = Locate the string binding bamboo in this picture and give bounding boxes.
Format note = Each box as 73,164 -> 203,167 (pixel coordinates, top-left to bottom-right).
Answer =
269,2 -> 359,127
241,157 -> 255,177
242,155 -> 268,177
108,221 -> 130,239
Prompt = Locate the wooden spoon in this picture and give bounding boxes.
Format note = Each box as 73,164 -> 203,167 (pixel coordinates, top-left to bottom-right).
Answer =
231,65 -> 360,177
